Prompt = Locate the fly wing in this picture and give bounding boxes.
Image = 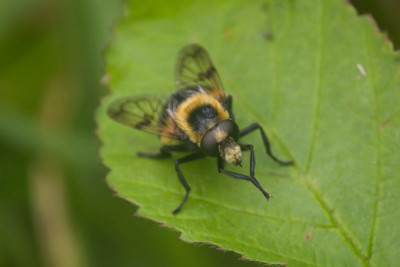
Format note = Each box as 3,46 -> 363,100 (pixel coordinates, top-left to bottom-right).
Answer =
174,44 -> 227,105
107,95 -> 183,140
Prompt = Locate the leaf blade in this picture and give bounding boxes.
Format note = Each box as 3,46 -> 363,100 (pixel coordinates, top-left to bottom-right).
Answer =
98,0 -> 400,265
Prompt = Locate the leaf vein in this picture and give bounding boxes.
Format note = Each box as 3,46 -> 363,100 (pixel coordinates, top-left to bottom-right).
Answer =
305,0 -> 324,173
116,177 -> 334,229
363,21 -> 383,263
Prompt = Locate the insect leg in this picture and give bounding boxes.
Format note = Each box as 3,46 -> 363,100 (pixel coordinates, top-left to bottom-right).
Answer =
239,123 -> 293,165
217,157 -> 271,199
240,144 -> 255,177
173,153 -> 205,215
226,95 -> 235,120
240,144 -> 272,196
137,148 -> 171,159
137,144 -> 195,159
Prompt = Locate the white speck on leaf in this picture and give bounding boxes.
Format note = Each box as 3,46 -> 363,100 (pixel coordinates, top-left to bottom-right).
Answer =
357,64 -> 367,76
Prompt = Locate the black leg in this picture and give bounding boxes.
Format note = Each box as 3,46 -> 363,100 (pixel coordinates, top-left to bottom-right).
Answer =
137,148 -> 171,159
226,95 -> 235,120
137,144 -> 195,159
241,144 -> 255,177
217,156 -> 271,200
172,153 -> 205,215
240,123 -> 293,165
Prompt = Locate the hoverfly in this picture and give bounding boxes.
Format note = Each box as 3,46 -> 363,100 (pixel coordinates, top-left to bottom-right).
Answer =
107,44 -> 293,214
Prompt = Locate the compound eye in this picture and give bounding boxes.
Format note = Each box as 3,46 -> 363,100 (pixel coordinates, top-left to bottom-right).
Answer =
200,131 -> 219,157
218,120 -> 239,141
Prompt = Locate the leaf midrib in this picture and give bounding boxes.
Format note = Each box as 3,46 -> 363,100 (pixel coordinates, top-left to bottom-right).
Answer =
305,0 -> 325,174
363,20 -> 382,263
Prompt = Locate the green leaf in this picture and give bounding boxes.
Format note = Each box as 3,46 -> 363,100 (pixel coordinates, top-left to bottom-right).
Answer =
97,0 -> 400,265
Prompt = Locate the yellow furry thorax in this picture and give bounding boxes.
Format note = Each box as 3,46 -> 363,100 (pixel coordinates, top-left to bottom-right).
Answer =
174,93 -> 229,144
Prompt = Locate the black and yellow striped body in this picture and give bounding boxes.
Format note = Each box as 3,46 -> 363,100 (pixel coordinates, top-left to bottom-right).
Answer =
160,89 -> 230,145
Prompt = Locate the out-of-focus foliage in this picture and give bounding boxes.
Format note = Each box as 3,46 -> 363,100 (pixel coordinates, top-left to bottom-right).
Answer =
352,0 -> 400,50
0,0 -> 399,266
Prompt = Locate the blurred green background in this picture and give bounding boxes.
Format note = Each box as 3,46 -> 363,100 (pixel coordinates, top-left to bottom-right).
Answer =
0,0 -> 398,266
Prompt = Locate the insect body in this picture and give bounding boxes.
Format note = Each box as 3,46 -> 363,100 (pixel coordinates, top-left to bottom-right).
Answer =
107,44 -> 293,214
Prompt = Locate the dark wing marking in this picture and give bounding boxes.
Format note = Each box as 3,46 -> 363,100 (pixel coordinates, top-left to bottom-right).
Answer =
174,44 -> 227,104
107,95 -> 182,140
